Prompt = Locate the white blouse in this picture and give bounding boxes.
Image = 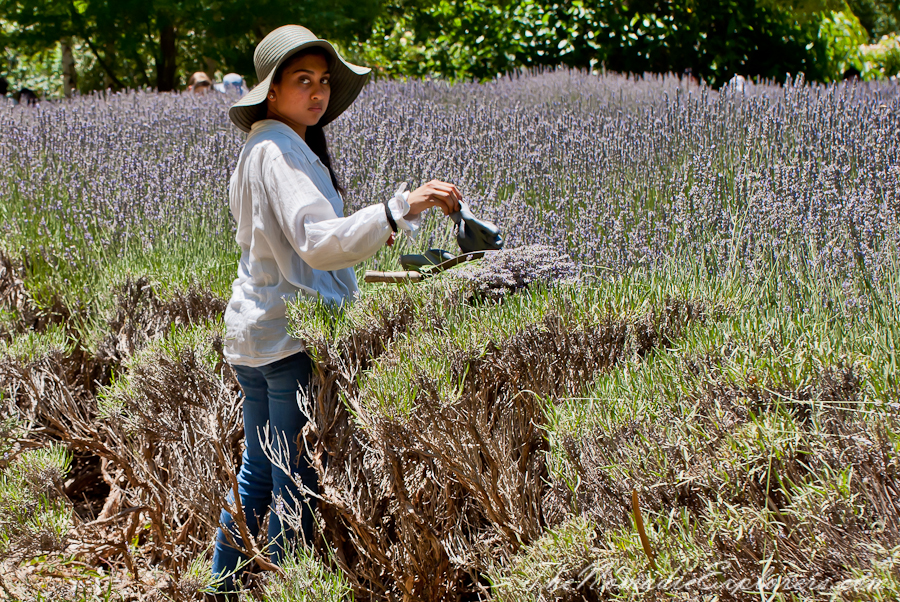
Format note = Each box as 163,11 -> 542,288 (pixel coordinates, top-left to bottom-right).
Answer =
224,119 -> 417,367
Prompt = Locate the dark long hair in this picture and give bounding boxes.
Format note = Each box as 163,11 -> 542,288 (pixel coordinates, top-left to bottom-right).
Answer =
304,123 -> 343,195
270,48 -> 344,195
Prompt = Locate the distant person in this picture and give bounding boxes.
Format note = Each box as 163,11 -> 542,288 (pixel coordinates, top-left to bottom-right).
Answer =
729,74 -> 747,93
682,67 -> 699,86
187,71 -> 213,94
15,88 -> 38,105
0,77 -> 8,98
215,72 -> 246,94
843,66 -> 861,81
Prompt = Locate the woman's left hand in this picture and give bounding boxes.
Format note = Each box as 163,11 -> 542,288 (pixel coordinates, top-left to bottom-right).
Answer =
406,180 -> 462,218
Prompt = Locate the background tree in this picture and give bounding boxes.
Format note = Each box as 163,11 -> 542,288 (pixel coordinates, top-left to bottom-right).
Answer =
601,0 -> 838,84
350,0 -> 837,84
844,0 -> 900,39
0,0 -> 383,92
2,0 -> 898,94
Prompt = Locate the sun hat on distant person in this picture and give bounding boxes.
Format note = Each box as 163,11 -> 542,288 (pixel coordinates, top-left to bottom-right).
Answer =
229,25 -> 371,133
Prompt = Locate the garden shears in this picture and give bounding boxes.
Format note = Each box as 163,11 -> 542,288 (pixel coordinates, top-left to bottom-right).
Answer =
364,201 -> 504,283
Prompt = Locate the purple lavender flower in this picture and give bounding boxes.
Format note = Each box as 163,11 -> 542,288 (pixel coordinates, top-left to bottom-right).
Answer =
453,245 -> 578,299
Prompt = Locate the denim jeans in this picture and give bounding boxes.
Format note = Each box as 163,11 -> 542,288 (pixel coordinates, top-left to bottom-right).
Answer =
211,352 -> 318,592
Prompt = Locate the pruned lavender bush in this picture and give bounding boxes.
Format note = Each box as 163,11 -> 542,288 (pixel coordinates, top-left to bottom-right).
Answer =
97,319 -> 244,572
0,285 -> 245,593
239,545 -> 354,602
286,278 -> 700,600
97,276 -> 228,365
452,244 -> 578,300
0,445 -> 71,561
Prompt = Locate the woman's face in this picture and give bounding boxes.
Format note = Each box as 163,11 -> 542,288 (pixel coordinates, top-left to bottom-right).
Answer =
267,53 -> 331,137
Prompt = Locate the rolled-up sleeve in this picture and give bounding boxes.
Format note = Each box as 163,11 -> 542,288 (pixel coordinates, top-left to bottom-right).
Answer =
265,150 -> 392,272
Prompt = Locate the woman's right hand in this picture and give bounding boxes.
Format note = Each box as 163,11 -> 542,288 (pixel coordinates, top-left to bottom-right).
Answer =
406,180 -> 462,218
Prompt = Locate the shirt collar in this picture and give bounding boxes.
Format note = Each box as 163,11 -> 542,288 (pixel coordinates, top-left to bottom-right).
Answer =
250,119 -> 321,165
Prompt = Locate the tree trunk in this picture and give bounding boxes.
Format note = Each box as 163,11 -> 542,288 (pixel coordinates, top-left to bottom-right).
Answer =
156,15 -> 177,91
203,56 -> 218,79
61,39 -> 77,97
103,41 -> 116,88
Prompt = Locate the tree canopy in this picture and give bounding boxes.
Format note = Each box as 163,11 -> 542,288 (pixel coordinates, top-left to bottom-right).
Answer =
1,0 -> 898,95
0,0 -> 382,91
355,0 -> 834,85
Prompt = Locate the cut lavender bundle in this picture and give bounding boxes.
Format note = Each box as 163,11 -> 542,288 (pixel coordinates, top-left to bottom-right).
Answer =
452,244 -> 578,300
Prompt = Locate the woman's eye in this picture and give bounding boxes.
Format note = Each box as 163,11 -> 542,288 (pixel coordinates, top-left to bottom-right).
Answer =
321,78 -> 330,86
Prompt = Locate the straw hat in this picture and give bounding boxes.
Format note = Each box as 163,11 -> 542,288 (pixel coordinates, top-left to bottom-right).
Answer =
229,25 -> 371,133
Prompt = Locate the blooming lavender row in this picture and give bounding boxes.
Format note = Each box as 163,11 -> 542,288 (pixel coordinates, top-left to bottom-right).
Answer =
0,91 -> 241,256
0,71 -> 898,288
331,72 -> 900,285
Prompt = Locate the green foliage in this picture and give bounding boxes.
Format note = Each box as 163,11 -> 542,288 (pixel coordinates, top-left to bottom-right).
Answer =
5,0 -> 899,93
860,31 -> 900,76
846,0 -> 900,40
168,553 -> 219,600
248,544 -> 354,602
0,445 -> 72,558
0,0 -> 382,93
819,9 -> 871,78
0,24 -> 81,98
0,323 -> 73,363
347,0 -> 898,84
150,319 -> 226,374
350,0 -> 833,85
487,515 -> 597,600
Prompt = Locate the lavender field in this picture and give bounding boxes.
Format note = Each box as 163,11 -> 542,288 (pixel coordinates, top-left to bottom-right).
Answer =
1,72 -> 899,600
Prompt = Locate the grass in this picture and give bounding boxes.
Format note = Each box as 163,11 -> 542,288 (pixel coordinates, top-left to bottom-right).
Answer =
246,544 -> 355,602
279,238 -> 900,598
474,254 -> 899,599
0,191 -> 238,347
2,229 -> 898,598
0,444 -> 72,563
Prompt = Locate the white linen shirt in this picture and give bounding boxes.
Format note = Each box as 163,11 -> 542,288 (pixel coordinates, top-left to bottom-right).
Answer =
224,119 -> 417,367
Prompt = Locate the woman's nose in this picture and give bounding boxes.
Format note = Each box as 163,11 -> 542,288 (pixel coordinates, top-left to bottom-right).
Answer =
311,83 -> 329,101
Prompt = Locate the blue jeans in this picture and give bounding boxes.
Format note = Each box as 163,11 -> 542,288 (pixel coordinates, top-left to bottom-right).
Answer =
212,352 -> 318,592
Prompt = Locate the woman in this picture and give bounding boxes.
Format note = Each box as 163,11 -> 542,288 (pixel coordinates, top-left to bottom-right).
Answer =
213,25 -> 461,591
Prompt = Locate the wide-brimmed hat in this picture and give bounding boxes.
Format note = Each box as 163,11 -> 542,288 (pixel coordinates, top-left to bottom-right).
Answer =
228,25 -> 371,133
